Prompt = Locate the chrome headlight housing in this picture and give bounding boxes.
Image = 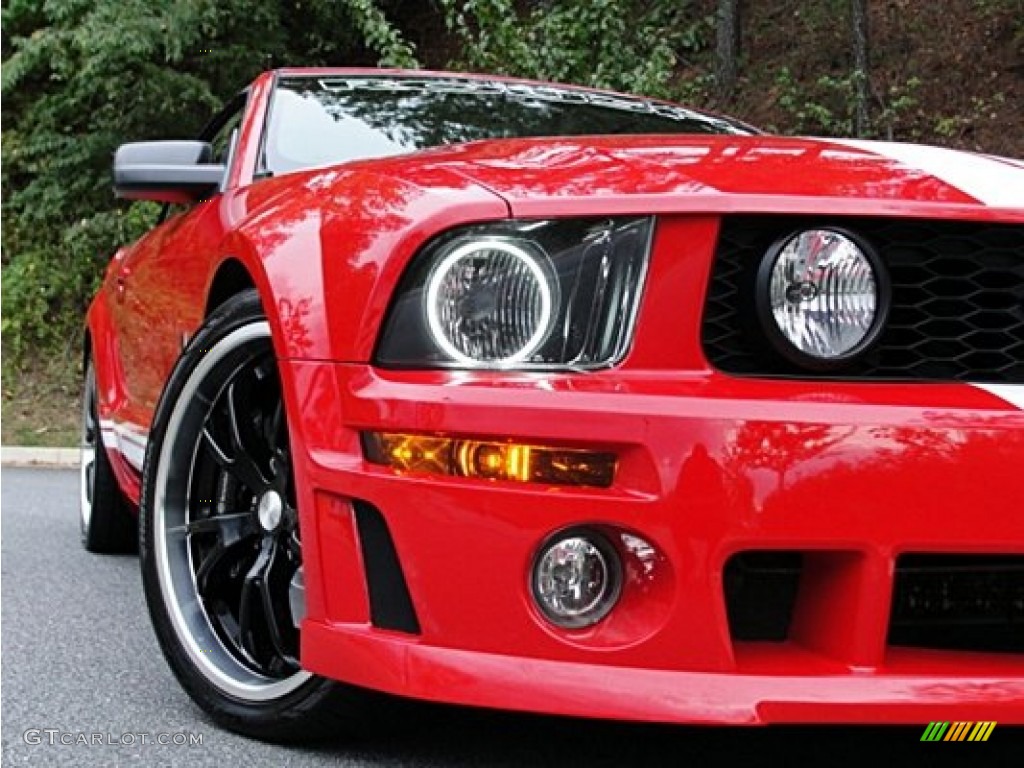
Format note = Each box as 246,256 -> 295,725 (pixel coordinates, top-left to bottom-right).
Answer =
756,228 -> 889,367
376,217 -> 653,370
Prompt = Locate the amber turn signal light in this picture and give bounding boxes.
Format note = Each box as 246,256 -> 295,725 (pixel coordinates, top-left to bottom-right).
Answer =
363,432 -> 617,488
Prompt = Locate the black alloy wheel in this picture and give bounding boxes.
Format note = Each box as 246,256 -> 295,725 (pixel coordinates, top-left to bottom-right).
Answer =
140,291 -> 374,741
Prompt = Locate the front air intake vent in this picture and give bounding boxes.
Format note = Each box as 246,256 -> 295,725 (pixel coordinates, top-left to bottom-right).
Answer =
889,553 -> 1024,653
723,551 -> 803,641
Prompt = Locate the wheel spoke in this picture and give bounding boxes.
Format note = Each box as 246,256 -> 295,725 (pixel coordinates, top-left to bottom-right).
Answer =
194,536 -> 252,595
202,427 -> 267,493
83,378 -> 98,443
258,548 -> 298,668
81,449 -> 96,502
226,380 -> 269,469
207,599 -> 263,671
238,537 -> 274,665
168,511 -> 252,537
268,399 -> 285,453
284,529 -> 301,559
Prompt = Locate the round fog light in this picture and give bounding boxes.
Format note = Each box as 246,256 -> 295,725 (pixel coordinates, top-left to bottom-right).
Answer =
757,228 -> 889,367
531,531 -> 622,629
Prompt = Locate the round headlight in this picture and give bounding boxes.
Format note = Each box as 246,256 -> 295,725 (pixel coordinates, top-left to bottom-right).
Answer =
426,240 -> 554,365
758,228 -> 888,366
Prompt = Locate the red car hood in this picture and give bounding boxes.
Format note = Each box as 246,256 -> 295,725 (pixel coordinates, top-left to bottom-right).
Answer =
396,135 -> 1024,221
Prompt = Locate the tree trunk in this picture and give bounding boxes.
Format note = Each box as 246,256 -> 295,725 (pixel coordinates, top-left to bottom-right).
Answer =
716,0 -> 740,102
734,0 -> 743,58
851,0 -> 870,136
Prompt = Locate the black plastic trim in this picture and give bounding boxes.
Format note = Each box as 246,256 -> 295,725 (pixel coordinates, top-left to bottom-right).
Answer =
702,216 -> 1024,383
889,553 -> 1024,654
352,500 -> 421,634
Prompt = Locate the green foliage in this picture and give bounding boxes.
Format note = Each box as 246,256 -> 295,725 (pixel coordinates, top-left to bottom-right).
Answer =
933,93 -> 1007,141
4,0 -> 1018,375
341,0 -> 420,68
774,67 -> 921,140
1,205 -> 159,359
439,0 -> 711,99
1,0 -> 416,363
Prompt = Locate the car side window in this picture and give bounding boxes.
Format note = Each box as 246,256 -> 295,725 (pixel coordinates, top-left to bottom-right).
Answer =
210,108 -> 243,169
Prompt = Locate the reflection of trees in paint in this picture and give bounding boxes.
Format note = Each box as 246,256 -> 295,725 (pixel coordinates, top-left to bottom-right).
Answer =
867,425 -> 963,461
724,422 -> 854,491
277,297 -> 313,357
775,416 -> 1024,518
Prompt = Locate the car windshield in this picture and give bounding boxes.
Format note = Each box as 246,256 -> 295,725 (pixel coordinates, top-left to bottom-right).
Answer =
261,75 -> 752,176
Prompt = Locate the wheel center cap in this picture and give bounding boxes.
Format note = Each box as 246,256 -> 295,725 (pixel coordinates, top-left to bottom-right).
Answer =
257,490 -> 284,532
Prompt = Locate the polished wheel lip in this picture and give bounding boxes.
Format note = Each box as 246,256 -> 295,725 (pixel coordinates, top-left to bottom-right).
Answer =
153,321 -> 310,702
80,371 -> 97,533
79,445 -> 95,531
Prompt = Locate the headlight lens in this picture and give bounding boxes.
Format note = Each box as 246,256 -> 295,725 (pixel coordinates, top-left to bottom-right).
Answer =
758,228 -> 887,364
425,240 -> 554,365
377,217 -> 653,369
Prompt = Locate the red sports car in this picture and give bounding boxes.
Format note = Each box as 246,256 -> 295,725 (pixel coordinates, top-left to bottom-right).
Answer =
82,68 -> 1024,739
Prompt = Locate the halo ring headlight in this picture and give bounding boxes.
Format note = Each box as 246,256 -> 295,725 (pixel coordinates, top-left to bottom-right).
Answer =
425,239 -> 554,366
756,228 -> 890,368
375,217 -> 654,371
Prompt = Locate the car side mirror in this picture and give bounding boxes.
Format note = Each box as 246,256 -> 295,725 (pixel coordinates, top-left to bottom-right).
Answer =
113,141 -> 225,203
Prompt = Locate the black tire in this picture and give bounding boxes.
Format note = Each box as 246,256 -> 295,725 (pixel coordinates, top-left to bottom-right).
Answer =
80,361 -> 137,553
139,291 -> 370,741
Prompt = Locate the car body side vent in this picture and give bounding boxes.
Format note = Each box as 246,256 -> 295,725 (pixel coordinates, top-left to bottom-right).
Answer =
352,500 -> 421,634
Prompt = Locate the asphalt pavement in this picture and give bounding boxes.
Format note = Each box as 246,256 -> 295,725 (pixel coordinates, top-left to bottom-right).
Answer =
1,467 -> 1018,766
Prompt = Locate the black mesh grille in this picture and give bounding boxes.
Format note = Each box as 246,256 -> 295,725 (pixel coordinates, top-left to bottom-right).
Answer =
702,217 -> 1024,383
889,554 -> 1024,653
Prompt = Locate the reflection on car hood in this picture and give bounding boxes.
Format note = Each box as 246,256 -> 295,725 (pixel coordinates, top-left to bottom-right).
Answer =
388,135 -> 1024,219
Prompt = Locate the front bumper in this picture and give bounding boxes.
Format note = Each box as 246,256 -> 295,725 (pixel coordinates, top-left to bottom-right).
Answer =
285,360 -> 1024,724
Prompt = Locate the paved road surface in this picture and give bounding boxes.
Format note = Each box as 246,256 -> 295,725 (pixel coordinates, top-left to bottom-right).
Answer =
2,468 -> 1016,766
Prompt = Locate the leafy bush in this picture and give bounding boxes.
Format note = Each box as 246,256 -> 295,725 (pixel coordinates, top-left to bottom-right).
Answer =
774,66 -> 921,140
439,0 -> 710,99
2,205 -> 160,360
1,0 -> 417,365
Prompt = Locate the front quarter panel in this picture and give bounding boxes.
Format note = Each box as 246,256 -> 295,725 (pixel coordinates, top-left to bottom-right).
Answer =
212,164 -> 506,628
233,165 -> 509,363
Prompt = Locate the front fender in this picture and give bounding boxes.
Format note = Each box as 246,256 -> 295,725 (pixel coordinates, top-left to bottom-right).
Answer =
227,165 -> 508,364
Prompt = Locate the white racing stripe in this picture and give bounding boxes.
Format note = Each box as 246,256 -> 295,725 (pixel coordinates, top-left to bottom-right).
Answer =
972,383 -> 1024,411
833,139 -> 1024,208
